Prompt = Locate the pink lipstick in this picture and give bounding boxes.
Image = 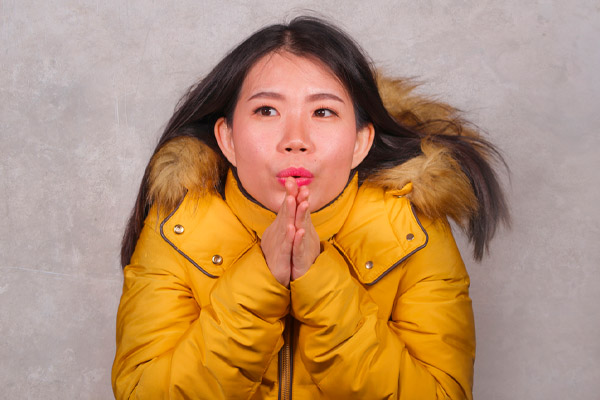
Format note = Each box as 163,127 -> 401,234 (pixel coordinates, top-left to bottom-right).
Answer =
277,167 -> 314,187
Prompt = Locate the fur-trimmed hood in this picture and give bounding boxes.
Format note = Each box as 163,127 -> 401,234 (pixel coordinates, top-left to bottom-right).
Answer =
147,77 -> 479,229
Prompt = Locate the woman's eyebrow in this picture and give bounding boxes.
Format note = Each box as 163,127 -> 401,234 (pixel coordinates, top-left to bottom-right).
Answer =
307,93 -> 345,103
247,91 -> 284,101
246,91 -> 345,103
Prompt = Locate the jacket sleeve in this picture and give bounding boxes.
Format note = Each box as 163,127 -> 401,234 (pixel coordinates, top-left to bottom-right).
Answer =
289,220 -> 475,400
112,222 -> 290,399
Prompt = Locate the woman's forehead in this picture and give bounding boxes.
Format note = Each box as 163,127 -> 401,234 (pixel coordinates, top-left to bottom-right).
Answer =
239,51 -> 350,100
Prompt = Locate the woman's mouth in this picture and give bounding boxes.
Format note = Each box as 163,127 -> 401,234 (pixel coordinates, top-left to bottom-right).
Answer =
277,167 -> 314,187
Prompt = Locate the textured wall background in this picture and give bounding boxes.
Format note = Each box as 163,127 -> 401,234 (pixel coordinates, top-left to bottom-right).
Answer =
1,1 -> 599,398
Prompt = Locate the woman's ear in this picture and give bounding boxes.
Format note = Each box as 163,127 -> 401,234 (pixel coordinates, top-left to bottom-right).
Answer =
214,117 -> 237,167
351,123 -> 375,169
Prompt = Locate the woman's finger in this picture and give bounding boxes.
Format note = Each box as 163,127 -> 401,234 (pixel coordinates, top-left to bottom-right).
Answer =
285,177 -> 299,198
296,185 -> 309,204
295,199 -> 309,230
293,228 -> 306,258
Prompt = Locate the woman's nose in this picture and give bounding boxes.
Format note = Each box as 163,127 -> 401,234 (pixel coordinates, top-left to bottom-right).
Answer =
278,116 -> 313,153
284,139 -> 308,153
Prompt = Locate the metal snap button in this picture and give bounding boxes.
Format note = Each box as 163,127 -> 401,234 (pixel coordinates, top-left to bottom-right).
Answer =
406,233 -> 414,241
173,224 -> 184,234
365,261 -> 373,269
212,255 -> 223,265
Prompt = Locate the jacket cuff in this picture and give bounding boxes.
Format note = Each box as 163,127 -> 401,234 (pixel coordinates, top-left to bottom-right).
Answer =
213,244 -> 290,323
290,242 -> 362,327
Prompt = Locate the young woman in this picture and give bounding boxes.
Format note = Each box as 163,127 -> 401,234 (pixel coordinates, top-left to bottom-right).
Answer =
112,16 -> 508,399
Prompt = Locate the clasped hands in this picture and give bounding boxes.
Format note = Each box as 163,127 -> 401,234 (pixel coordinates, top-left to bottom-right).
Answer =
261,177 -> 321,287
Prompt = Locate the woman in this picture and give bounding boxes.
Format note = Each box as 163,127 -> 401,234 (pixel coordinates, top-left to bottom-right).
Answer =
112,16 -> 508,399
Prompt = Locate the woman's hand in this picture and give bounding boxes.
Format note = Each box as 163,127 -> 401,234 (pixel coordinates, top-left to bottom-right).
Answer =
291,185 -> 321,281
261,178 -> 322,286
261,178 -> 297,287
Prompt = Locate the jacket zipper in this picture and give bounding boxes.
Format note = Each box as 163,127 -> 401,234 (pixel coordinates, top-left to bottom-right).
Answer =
278,316 -> 293,400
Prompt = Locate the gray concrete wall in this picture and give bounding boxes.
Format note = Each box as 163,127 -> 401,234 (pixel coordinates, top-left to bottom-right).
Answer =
1,1 -> 598,398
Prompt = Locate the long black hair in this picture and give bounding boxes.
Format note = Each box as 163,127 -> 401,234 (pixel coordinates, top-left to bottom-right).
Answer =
121,16 -> 509,267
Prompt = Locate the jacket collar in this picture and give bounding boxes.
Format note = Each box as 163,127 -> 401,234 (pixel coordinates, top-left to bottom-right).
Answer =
223,168 -> 429,285
153,168 -> 427,285
224,170 -> 358,242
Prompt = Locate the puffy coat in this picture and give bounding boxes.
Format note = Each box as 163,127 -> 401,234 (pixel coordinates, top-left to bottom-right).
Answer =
112,78 -> 479,399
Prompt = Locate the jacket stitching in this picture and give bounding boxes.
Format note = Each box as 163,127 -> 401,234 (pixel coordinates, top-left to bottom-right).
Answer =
365,203 -> 429,286
159,192 -> 219,279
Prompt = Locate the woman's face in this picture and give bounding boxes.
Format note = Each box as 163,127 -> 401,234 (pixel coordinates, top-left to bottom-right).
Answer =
215,52 -> 374,212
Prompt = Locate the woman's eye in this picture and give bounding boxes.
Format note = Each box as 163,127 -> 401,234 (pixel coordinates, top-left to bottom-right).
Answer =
314,108 -> 335,117
256,106 -> 278,116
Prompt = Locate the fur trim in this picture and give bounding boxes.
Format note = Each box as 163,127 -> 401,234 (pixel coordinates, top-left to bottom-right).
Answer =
148,136 -> 224,212
147,78 -> 480,224
367,140 -> 478,228
374,76 -> 479,226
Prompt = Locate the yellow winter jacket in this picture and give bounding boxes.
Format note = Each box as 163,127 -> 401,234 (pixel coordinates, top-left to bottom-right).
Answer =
113,78 -> 478,399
